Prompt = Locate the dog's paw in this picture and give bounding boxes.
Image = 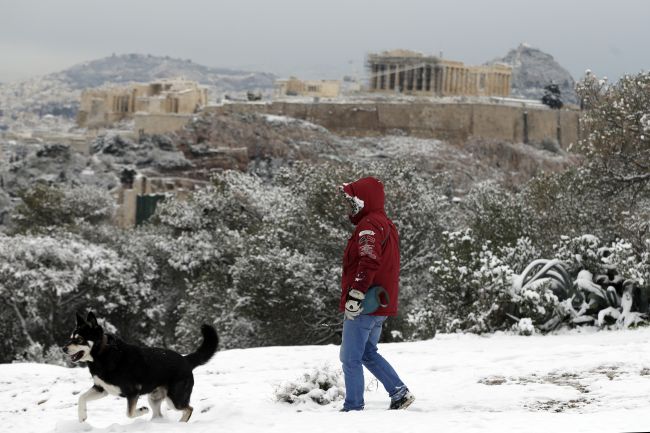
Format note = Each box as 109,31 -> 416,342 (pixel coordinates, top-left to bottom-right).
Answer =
78,408 -> 87,423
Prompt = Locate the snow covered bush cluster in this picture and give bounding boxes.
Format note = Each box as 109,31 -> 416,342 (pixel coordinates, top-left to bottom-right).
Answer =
274,364 -> 345,405
408,229 -> 512,336
409,231 -> 650,337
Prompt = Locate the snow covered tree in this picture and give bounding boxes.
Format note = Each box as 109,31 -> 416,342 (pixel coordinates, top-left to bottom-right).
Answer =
11,183 -> 114,234
577,70 -> 650,189
541,83 -> 563,109
519,167 -> 632,252
466,182 -> 526,249
0,233 -> 154,362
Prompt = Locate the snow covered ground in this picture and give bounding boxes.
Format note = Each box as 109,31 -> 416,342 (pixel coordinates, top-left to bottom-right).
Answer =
3,328 -> 650,433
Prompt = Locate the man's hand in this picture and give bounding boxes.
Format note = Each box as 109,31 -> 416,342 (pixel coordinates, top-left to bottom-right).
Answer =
344,289 -> 365,320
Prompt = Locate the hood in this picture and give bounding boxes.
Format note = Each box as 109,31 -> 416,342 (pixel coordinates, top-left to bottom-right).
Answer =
342,176 -> 385,224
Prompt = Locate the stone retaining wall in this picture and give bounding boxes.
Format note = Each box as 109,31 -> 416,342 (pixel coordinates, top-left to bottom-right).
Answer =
208,101 -> 580,147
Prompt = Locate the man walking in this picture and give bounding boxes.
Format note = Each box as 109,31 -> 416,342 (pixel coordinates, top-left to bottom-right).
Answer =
338,176 -> 414,412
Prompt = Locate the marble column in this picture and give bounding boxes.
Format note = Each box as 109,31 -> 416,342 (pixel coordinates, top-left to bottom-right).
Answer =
371,64 -> 378,90
393,64 -> 399,91
441,66 -> 449,95
452,67 -> 457,94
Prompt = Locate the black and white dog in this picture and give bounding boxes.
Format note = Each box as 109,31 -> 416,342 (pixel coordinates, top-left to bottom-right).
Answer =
62,312 -> 218,423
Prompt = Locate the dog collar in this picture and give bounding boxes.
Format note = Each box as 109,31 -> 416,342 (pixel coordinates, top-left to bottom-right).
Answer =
97,334 -> 109,355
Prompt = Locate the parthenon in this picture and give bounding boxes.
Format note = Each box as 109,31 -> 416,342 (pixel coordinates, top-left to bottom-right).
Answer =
367,49 -> 511,97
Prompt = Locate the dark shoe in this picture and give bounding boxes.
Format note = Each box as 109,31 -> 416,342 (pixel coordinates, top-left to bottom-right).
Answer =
389,391 -> 415,410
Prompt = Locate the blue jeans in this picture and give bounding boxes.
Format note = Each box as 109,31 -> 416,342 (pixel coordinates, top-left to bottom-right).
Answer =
339,314 -> 407,411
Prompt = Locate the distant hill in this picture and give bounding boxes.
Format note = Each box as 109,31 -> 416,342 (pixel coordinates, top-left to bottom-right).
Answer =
54,53 -> 275,91
0,54 -> 276,127
491,44 -> 578,104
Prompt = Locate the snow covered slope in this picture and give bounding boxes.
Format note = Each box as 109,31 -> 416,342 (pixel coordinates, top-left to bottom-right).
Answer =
2,328 -> 650,433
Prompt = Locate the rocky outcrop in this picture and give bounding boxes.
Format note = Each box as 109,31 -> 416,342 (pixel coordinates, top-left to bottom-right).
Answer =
491,44 -> 578,104
168,110 -> 578,192
171,112 -> 345,177
351,135 -> 578,193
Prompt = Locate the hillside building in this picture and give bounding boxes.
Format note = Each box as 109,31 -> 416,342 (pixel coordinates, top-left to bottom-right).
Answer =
367,49 -> 511,97
275,77 -> 341,98
77,79 -> 208,129
113,173 -> 209,228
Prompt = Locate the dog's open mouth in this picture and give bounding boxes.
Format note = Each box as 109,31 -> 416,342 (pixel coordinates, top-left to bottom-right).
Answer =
70,351 -> 85,362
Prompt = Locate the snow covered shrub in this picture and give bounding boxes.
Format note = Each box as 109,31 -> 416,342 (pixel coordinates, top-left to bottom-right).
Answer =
514,318 -> 535,336
604,239 -> 650,292
466,182 -> 526,249
553,234 -> 603,276
499,237 -> 542,274
13,342 -> 67,365
410,229 -> 514,335
275,364 -> 345,405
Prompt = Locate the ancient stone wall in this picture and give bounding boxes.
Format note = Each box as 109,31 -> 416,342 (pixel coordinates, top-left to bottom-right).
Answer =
210,102 -> 580,148
275,78 -> 341,98
134,113 -> 194,135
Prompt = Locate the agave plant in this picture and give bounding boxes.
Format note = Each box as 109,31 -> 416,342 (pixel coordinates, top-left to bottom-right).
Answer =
513,259 -> 646,330
512,259 -> 573,298
510,259 -> 574,331
593,278 -> 645,328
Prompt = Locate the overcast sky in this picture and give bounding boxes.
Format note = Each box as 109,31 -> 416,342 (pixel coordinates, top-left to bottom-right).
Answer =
1,0 -> 648,83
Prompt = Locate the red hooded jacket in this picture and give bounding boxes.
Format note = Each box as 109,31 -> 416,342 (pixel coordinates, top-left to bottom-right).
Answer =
339,177 -> 400,316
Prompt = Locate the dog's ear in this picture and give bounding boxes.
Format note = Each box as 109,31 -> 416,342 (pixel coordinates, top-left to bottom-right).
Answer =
76,312 -> 87,327
86,311 -> 99,329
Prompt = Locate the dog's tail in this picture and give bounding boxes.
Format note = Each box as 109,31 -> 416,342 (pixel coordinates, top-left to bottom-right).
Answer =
185,324 -> 219,369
